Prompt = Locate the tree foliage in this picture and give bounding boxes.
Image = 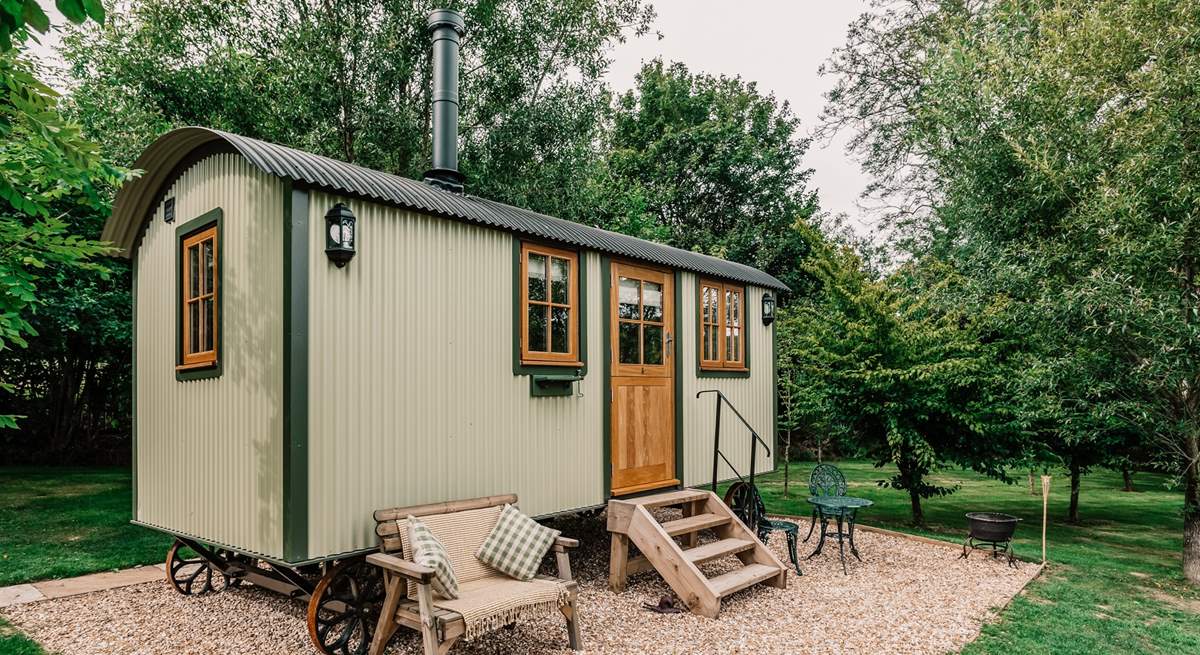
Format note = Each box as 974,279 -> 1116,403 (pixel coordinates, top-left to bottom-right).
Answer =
822,0 -> 1200,579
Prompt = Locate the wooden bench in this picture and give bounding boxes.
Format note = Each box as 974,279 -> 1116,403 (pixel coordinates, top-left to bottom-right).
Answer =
367,494 -> 582,655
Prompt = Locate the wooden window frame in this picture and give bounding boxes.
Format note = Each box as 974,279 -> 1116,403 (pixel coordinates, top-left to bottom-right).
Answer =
178,224 -> 219,371
698,279 -> 747,371
520,242 -> 582,366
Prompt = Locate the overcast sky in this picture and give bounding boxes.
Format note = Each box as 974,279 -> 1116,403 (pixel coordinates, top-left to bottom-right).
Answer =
32,0 -> 874,232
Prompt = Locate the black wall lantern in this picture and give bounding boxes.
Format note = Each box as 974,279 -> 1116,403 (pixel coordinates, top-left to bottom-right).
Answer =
325,203 -> 356,268
762,292 -> 776,326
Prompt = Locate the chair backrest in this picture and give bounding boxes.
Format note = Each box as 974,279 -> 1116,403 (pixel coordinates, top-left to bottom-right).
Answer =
808,464 -> 847,497
374,494 -> 516,588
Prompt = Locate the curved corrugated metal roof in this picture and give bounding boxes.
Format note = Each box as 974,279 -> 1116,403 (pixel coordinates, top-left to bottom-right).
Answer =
105,127 -> 789,291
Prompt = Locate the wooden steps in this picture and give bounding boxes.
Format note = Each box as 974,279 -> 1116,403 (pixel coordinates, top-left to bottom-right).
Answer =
684,538 -> 755,565
607,489 -> 787,618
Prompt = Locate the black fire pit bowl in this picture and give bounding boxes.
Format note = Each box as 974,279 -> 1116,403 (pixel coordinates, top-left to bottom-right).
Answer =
965,512 -> 1020,541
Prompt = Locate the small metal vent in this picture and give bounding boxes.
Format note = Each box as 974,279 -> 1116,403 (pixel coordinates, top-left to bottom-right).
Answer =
164,197 -> 175,224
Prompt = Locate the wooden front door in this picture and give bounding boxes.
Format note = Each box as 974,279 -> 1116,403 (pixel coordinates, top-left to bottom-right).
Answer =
610,261 -> 677,496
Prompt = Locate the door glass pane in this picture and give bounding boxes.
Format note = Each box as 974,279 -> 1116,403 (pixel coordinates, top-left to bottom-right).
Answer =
528,253 -> 547,301
618,322 -> 640,363
618,277 -> 640,319
203,240 -> 214,295
189,302 -> 200,354
528,305 -> 548,352
550,306 -> 570,353
188,246 -> 199,298
203,298 -> 215,351
643,281 -> 663,322
643,325 -> 663,364
550,257 -> 570,304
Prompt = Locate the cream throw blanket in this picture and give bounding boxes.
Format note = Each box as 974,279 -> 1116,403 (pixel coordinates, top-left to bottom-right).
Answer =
396,505 -> 570,640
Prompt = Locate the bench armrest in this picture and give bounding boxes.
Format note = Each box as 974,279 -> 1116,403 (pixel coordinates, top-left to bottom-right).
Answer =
552,536 -> 580,552
366,552 -> 434,584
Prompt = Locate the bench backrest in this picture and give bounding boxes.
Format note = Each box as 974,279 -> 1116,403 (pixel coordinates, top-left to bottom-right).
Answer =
374,494 -> 517,590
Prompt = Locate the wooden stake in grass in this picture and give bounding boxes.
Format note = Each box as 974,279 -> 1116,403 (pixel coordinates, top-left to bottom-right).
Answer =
1041,475 -> 1051,564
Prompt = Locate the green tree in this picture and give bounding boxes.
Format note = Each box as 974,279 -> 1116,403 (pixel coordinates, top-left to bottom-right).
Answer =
602,59 -> 821,296
0,4 -> 123,437
822,0 -> 1200,580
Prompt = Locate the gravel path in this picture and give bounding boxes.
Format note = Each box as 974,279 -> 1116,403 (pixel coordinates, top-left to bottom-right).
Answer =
3,515 -> 1038,655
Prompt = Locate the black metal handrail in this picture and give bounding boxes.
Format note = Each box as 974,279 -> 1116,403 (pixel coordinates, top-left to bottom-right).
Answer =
696,390 -> 771,493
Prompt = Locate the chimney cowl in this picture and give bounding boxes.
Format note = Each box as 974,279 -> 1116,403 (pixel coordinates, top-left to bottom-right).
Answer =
424,9 -> 466,193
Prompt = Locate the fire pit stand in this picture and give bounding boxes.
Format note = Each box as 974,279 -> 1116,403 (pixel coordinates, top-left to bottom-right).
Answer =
959,512 -> 1020,568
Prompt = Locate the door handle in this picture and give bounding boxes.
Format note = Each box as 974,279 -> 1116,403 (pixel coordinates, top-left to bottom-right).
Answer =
665,331 -> 674,354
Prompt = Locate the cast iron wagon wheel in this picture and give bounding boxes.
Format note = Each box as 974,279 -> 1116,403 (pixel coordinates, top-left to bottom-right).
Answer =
165,539 -> 234,595
306,558 -> 386,655
723,481 -> 764,535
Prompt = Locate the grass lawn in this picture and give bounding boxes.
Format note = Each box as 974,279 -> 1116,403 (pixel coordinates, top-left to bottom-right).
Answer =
1,464 -> 1198,654
751,461 -> 1200,654
0,468 -> 170,587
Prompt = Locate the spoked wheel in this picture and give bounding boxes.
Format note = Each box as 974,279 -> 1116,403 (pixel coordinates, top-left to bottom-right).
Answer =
166,539 -> 234,595
723,481 -> 763,535
306,558 -> 386,655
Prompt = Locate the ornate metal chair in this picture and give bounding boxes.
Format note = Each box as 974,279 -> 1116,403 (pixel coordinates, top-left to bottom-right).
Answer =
724,481 -> 801,576
805,464 -> 848,542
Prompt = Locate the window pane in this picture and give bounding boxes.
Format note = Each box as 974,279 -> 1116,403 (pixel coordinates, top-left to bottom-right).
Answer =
550,257 -> 570,304
188,246 -> 199,299
189,302 -> 200,354
643,325 -> 663,364
725,326 -> 733,362
643,281 -> 663,322
203,240 -> 214,295
732,327 -> 741,362
725,289 -> 732,325
528,253 -> 547,301
203,298 -> 215,352
550,306 -> 570,353
730,291 -> 740,327
702,325 -> 711,360
618,277 -> 640,320
618,322 -> 640,363
527,305 -> 548,352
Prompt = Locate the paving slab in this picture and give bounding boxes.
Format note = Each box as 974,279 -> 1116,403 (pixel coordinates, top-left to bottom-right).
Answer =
0,584 -> 44,608
30,566 -> 164,601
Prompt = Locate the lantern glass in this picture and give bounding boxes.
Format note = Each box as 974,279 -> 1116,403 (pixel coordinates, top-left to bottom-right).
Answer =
762,293 -> 776,325
340,220 -> 354,248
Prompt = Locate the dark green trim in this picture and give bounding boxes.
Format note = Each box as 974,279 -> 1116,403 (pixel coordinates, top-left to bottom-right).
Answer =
772,320 -> 779,469
282,182 -> 310,562
673,270 -> 684,482
695,280 -> 751,379
511,237 -> 589,381
600,256 -> 612,498
131,257 -> 138,519
175,208 -> 224,381
530,373 -> 582,397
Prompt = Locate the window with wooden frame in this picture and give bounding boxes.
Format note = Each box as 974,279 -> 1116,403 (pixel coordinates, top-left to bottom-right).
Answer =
179,224 -> 219,370
520,242 -> 580,365
699,280 -> 746,370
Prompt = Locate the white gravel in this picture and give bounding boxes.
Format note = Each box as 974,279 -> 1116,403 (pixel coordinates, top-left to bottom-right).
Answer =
3,514 -> 1038,655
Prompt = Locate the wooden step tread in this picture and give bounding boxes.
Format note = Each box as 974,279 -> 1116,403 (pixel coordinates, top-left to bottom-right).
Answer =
621,489 -> 711,509
661,512 -> 729,536
684,538 -> 755,565
708,563 -> 783,598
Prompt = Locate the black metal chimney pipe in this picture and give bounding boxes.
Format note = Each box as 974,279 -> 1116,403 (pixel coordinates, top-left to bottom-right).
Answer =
424,9 -> 465,193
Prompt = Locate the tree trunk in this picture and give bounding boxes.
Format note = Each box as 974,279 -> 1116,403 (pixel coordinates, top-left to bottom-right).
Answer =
1122,467 -> 1135,492
896,456 -> 925,526
782,429 -> 792,497
909,486 -> 924,526
1184,426 -> 1200,584
1068,460 -> 1082,524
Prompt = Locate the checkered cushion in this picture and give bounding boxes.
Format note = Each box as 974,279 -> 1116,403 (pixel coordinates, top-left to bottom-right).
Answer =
407,515 -> 459,599
475,504 -> 560,581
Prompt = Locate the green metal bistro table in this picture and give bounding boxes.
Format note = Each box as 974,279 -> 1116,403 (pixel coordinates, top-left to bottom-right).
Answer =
805,496 -> 874,575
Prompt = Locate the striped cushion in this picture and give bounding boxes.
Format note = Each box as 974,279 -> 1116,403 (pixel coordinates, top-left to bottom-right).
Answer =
475,504 -> 560,581
407,515 -> 459,600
